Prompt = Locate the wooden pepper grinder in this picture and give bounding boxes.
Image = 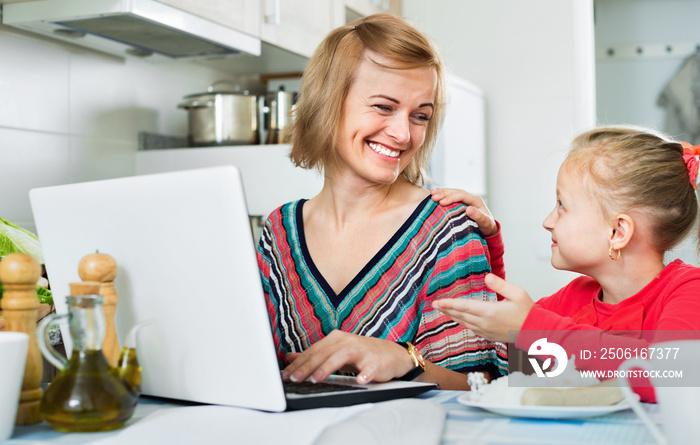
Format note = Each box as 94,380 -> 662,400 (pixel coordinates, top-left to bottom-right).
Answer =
0,253 -> 43,425
78,252 -> 121,367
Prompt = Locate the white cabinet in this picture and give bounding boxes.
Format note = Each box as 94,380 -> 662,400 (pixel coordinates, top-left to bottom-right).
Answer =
334,0 -> 401,25
258,0 -> 401,59
340,0 -> 398,16
430,75 -> 487,196
260,0 -> 333,58
156,0 -> 261,38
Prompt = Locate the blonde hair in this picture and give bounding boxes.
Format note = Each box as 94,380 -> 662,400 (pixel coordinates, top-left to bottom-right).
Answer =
286,13 -> 446,185
563,126 -> 699,252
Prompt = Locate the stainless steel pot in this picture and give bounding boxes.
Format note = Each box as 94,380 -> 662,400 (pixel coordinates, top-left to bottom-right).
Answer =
265,88 -> 296,144
178,81 -> 260,146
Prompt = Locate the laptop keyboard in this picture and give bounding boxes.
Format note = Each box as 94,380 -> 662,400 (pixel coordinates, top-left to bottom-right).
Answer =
283,380 -> 368,395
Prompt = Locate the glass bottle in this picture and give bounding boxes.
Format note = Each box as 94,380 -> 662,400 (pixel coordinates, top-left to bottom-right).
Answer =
37,295 -> 140,432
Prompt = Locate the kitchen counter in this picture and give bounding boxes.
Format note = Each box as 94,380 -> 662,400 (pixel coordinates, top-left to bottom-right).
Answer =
136,145 -> 324,218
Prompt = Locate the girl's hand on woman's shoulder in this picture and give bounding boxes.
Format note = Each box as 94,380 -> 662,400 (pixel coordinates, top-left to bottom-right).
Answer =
430,188 -> 498,237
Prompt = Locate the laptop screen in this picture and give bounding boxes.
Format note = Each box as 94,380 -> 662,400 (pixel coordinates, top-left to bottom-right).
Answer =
30,166 -> 287,411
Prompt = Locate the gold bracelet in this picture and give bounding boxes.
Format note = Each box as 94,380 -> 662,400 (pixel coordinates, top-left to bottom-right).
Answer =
396,341 -> 426,381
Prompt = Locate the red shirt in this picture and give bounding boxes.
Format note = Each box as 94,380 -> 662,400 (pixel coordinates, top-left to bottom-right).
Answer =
517,259 -> 700,402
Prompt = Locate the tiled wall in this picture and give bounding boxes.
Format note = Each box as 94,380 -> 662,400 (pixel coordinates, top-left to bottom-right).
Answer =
0,27 -> 245,233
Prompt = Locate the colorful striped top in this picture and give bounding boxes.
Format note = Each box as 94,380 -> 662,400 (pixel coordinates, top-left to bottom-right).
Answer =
256,196 -> 508,376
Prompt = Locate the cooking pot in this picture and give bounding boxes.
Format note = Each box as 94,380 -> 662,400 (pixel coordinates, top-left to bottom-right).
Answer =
178,80 -> 260,146
265,87 -> 296,144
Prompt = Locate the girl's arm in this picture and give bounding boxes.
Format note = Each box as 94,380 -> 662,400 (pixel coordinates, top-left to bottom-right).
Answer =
431,188 -> 506,281
433,273 -> 700,403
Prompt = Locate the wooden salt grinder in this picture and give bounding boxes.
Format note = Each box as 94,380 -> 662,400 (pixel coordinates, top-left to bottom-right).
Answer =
78,252 -> 121,367
0,253 -> 43,425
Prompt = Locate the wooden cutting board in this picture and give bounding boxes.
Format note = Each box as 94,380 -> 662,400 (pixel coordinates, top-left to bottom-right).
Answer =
0,303 -> 53,331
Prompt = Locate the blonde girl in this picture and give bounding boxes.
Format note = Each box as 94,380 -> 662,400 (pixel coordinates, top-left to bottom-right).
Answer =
432,126 -> 700,402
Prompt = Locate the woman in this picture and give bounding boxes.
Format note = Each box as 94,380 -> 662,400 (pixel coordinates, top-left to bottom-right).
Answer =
256,14 -> 506,391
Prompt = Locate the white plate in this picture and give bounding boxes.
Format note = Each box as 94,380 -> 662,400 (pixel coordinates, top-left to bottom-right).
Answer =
456,393 -> 632,420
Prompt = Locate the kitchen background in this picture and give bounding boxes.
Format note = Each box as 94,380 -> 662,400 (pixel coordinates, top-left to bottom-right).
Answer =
1,0 -> 698,300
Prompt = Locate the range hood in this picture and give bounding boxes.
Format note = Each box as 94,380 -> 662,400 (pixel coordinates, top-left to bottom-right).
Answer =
1,0 -> 261,59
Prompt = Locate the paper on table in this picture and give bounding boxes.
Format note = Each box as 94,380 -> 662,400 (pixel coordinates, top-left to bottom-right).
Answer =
87,404 -> 372,445
315,399 -> 447,445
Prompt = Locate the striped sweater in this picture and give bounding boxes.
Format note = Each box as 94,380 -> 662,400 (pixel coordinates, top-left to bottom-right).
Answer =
256,196 -> 508,376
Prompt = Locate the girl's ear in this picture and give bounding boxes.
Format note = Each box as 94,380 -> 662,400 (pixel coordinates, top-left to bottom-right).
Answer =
610,214 -> 635,249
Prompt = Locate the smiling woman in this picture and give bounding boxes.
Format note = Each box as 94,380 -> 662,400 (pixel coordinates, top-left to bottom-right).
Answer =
332,52 -> 436,187
286,13 -> 445,186
256,13 -> 507,391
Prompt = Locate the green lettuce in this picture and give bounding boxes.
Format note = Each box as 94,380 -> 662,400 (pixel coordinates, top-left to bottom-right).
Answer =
0,217 -> 50,305
0,217 -> 43,263
0,281 -> 52,306
36,285 -> 53,305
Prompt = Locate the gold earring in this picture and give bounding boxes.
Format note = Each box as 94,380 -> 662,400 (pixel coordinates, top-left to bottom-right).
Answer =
609,245 -> 621,261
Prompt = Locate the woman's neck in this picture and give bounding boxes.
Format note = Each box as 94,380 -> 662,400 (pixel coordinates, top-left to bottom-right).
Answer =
310,171 -> 424,228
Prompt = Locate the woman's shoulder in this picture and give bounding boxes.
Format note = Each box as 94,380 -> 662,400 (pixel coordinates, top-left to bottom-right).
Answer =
421,199 -> 479,232
431,200 -> 468,217
266,199 -> 306,222
262,200 -> 307,241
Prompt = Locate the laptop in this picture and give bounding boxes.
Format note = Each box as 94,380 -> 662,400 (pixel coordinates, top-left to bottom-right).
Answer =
29,165 -> 436,412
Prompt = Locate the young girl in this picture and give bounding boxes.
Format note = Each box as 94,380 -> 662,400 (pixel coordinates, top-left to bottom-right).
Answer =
431,126 -> 700,402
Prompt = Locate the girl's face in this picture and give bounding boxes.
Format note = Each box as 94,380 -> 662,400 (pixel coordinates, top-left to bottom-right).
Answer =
333,50 -> 437,185
542,165 -> 614,275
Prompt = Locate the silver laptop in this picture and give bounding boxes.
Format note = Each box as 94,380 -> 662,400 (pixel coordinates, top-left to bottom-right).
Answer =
29,166 -> 436,411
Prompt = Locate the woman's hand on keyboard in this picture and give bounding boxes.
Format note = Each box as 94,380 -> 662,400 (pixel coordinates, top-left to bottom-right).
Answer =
280,330 -> 416,385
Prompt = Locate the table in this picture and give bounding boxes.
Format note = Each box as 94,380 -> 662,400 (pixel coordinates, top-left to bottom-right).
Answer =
7,391 -> 658,444
424,391 -> 657,445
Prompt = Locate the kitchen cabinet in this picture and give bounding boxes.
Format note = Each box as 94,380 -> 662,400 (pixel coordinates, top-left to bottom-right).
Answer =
258,0 -> 402,60
260,0 -> 333,58
1,0 -> 403,72
156,0 -> 261,38
430,75 -> 487,196
335,0 -> 401,24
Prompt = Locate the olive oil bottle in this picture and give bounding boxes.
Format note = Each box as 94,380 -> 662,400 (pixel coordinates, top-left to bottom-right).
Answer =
37,295 -> 141,432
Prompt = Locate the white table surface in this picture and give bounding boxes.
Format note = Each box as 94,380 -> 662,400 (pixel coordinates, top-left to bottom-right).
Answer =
425,391 -> 657,445
7,390 -> 658,445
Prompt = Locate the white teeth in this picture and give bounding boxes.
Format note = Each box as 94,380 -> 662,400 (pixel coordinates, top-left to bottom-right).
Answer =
368,142 -> 399,158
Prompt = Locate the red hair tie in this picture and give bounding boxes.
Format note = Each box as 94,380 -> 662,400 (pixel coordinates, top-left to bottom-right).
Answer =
681,141 -> 700,190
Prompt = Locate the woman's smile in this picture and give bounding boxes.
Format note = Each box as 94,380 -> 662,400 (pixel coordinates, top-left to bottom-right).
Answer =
367,141 -> 401,160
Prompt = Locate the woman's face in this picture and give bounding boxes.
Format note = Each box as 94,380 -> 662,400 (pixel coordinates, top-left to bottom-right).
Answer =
333,50 -> 437,185
542,165 -> 613,275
